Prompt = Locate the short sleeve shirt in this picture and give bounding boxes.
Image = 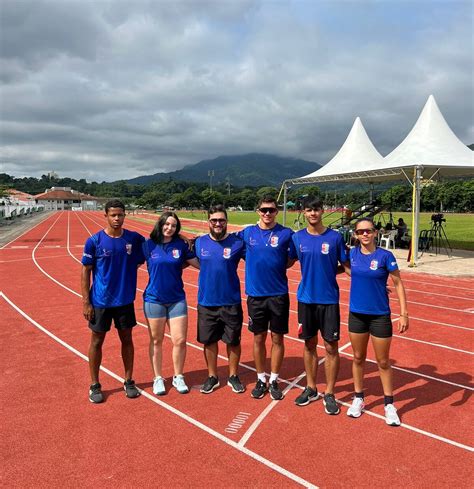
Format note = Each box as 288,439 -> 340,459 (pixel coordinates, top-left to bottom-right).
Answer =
143,237 -> 195,304
292,228 -> 349,304
195,233 -> 245,306
238,223 -> 296,297
82,229 -> 145,308
349,246 -> 399,315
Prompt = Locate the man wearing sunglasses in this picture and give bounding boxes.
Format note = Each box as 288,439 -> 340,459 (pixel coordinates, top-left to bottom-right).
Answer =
238,196 -> 296,401
195,204 -> 246,394
292,197 -> 350,414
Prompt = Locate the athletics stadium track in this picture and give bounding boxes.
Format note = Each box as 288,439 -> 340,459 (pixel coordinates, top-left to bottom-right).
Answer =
1,211 -> 473,488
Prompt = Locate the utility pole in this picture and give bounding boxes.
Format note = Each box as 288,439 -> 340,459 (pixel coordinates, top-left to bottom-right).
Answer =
208,170 -> 214,193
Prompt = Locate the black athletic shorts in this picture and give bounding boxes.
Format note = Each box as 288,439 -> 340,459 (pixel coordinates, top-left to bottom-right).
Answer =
197,304 -> 243,346
247,294 -> 290,335
297,302 -> 340,342
348,312 -> 393,338
89,303 -> 137,333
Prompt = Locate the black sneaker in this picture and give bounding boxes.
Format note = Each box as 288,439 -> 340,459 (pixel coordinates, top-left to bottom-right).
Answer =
251,379 -> 268,399
323,393 -> 340,415
89,382 -> 104,403
124,379 -> 140,399
294,387 -> 319,406
269,380 -> 284,401
200,376 -> 220,394
227,375 -> 245,393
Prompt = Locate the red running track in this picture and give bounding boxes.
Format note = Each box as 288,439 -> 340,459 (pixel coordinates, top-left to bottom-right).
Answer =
1,211 -> 473,488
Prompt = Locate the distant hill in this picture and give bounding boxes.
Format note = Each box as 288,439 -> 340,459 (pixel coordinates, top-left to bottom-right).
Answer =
126,153 -> 321,187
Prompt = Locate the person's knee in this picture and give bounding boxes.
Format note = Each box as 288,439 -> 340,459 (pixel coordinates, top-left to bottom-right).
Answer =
118,328 -> 133,346
353,351 -> 366,365
377,357 -> 391,370
254,332 -> 267,346
271,332 -> 284,346
325,341 -> 339,357
172,335 -> 186,347
90,332 -> 105,349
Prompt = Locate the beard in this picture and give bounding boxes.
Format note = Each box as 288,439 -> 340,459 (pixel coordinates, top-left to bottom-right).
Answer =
210,226 -> 227,240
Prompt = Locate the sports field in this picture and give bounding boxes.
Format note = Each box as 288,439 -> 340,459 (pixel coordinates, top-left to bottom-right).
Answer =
1,211 -> 473,488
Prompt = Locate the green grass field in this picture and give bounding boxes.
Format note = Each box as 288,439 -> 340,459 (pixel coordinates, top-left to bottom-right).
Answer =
167,209 -> 474,250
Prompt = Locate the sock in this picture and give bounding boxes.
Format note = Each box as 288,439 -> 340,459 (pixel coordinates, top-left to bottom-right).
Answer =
384,395 -> 394,406
355,392 -> 364,399
269,372 -> 279,383
257,372 -> 266,383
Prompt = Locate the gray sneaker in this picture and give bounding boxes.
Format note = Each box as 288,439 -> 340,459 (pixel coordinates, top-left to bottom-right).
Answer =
124,379 -> 140,399
89,382 -> 103,403
227,375 -> 245,393
172,375 -> 190,394
323,393 -> 340,415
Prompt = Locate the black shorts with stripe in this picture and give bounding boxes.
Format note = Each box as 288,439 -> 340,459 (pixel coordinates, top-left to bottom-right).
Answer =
197,304 -> 243,346
247,294 -> 289,335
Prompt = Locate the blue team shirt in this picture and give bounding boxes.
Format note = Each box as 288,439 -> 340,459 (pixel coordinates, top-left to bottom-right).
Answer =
238,224 -> 296,297
143,237 -> 195,304
82,229 -> 145,308
349,246 -> 399,315
292,228 -> 348,304
195,233 -> 245,306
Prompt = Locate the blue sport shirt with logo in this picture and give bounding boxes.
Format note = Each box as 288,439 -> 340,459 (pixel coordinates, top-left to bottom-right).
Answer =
143,237 -> 195,304
349,246 -> 399,315
238,223 -> 296,297
82,229 -> 145,308
292,228 -> 348,304
195,233 -> 245,306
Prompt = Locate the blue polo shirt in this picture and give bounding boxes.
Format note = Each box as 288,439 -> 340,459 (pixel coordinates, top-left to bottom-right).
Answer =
292,228 -> 348,304
195,233 -> 245,306
238,224 -> 296,297
82,229 -> 145,308
143,237 -> 195,304
349,246 -> 399,315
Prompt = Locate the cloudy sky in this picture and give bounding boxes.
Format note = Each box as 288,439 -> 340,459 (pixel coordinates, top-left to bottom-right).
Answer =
1,0 -> 472,182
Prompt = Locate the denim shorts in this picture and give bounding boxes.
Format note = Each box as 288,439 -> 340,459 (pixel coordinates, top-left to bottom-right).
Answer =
144,300 -> 188,319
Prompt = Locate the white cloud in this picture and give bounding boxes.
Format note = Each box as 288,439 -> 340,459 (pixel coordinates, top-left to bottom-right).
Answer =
0,0 -> 472,181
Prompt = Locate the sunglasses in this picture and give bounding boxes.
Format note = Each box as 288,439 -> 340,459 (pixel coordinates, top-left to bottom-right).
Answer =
355,228 -> 375,236
209,218 -> 227,225
258,207 -> 277,214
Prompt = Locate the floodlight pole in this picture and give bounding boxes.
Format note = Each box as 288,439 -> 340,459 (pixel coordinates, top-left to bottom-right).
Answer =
283,183 -> 288,226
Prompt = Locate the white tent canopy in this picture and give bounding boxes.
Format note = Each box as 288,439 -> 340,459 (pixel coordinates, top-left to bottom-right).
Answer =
281,95 -> 474,265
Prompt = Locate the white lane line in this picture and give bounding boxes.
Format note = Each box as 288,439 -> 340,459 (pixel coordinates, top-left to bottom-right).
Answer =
238,341 -> 353,447
392,315 -> 473,332
391,334 -> 473,355
0,211 -> 54,249
1,293 -> 317,488
70,214 -> 474,389
10,245 -> 29,249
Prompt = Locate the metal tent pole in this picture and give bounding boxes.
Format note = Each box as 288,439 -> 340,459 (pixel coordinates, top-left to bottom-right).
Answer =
409,166 -> 422,267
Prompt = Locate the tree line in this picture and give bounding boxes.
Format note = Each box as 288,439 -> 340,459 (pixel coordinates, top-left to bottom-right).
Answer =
0,173 -> 472,212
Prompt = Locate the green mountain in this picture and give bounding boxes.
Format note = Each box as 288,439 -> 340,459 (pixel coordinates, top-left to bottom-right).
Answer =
126,153 -> 321,187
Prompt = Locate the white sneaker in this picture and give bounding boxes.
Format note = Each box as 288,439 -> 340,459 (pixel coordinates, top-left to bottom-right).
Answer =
347,397 -> 365,418
153,376 -> 166,396
172,374 -> 190,394
384,403 -> 401,426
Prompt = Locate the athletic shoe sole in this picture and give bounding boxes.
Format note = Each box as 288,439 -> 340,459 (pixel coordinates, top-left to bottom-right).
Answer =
251,391 -> 266,399
200,381 -> 220,394
347,410 -> 363,418
227,381 -> 245,393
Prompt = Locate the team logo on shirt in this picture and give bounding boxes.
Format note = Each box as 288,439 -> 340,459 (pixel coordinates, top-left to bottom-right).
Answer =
200,248 -> 210,257
321,242 -> 330,254
125,244 -> 132,255
223,247 -> 232,259
270,236 -> 279,247
370,260 -> 378,270
391,261 -> 397,267
172,249 -> 181,259
249,237 -> 257,246
102,248 -> 112,257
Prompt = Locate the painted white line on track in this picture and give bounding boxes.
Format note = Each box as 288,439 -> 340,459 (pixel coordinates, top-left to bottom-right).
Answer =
1,292 -> 318,488
238,342 -> 353,447
0,211 -> 54,249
